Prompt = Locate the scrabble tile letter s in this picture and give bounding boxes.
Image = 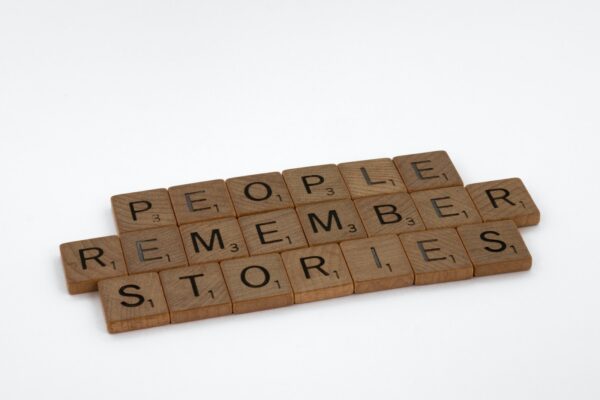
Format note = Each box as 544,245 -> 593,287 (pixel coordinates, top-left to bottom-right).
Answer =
98,272 -> 170,333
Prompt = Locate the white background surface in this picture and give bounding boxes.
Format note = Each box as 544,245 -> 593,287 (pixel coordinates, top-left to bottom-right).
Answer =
1,1 -> 599,399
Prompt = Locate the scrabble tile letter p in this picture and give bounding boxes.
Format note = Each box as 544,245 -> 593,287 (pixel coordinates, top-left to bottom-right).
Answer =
112,188 -> 177,233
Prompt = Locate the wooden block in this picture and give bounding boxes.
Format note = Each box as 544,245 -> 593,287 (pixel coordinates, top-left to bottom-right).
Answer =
393,150 -> 463,192
159,263 -> 232,323
179,217 -> 248,264
411,186 -> 482,229
296,199 -> 367,245
60,235 -> 127,294
354,193 -> 426,236
120,226 -> 188,274
238,209 -> 307,255
457,220 -> 532,276
400,228 -> 473,285
296,200 -> 367,246
465,178 -> 540,227
281,244 -> 354,303
338,158 -> 407,198
98,272 -> 170,333
111,188 -> 176,233
282,164 -> 350,205
226,172 -> 294,216
168,179 -> 236,225
340,235 -> 414,293
220,253 -> 294,313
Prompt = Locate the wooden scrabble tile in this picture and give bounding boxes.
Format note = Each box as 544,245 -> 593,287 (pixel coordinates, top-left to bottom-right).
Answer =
98,272 -> 170,333
295,199 -> 367,245
111,188 -> 177,233
465,178 -> 540,227
411,186 -> 482,229
338,158 -> 407,198
282,164 -> 350,205
168,179 -> 236,225
120,226 -> 188,274
226,172 -> 294,216
159,263 -> 232,323
354,193 -> 426,236
238,209 -> 307,255
399,228 -> 473,285
340,235 -> 414,293
60,235 -> 128,294
281,244 -> 354,303
220,254 -> 294,313
393,150 -> 463,192
179,218 -> 248,264
457,220 -> 532,276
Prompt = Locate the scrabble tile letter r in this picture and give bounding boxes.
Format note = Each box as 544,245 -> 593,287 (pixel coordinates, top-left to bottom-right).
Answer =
466,178 -> 540,227
60,235 -> 128,294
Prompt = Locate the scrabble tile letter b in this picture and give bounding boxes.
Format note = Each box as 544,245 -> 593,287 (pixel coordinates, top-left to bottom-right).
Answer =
466,178 -> 540,227
111,188 -> 177,233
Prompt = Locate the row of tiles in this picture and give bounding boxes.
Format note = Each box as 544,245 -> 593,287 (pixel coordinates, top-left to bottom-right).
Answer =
61,180 -> 540,294
98,220 -> 532,333
111,151 -> 468,233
